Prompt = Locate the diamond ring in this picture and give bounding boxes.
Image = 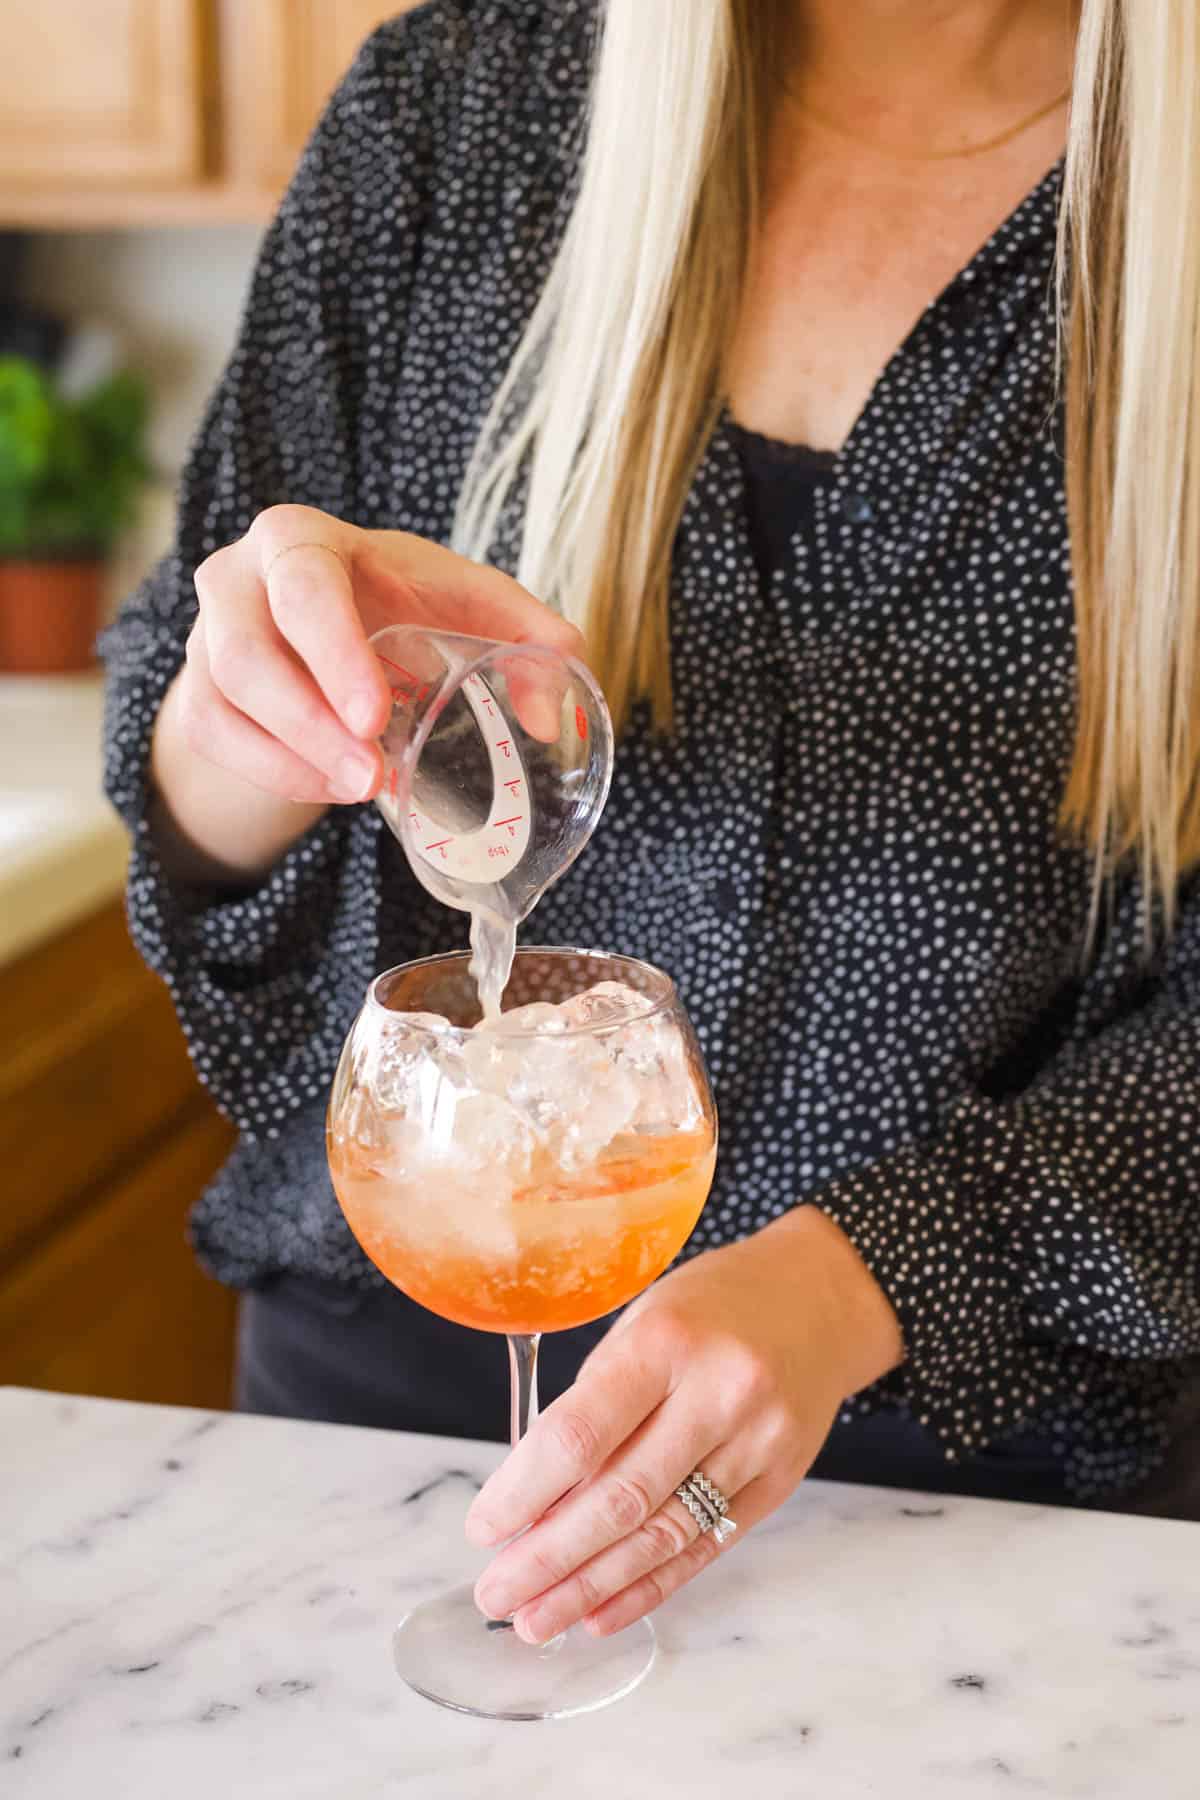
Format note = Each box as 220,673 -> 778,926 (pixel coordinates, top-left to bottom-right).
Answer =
674,1470 -> 738,1545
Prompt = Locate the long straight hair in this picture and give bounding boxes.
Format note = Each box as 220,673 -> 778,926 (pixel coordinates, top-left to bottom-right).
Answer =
455,0 -> 1200,922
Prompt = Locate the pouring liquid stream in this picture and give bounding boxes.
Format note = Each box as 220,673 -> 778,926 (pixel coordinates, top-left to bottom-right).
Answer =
468,905 -> 518,1024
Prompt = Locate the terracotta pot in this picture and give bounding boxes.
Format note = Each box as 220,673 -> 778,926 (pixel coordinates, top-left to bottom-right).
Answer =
0,558 -> 105,674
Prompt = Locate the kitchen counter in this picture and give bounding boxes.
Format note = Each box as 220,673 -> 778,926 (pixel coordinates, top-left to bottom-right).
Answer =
4,1388 -> 1199,1797
0,674 -> 127,966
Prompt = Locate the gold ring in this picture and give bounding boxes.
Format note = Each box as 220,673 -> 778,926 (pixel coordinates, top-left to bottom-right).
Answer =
263,541 -> 351,581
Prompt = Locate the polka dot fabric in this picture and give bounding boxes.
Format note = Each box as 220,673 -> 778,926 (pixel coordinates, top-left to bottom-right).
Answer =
102,0 -> 1200,1502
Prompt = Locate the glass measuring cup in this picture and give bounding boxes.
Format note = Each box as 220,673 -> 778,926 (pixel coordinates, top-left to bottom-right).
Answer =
369,625 -> 614,930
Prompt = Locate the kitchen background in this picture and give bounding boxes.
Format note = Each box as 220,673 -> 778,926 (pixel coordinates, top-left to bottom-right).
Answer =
2,3 -> 417,1412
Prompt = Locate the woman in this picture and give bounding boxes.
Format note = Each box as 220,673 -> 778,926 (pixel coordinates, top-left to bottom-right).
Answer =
103,0 -> 1200,1650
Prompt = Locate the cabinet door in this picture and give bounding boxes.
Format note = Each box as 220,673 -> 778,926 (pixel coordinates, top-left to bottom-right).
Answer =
0,1109 -> 238,1409
223,1 -> 422,195
0,900 -> 238,1409
0,0 -> 207,189
0,905 -> 207,1265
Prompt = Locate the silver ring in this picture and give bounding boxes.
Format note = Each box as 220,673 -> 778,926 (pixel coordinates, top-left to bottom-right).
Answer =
688,1471 -> 728,1516
674,1469 -> 739,1545
675,1483 -> 716,1535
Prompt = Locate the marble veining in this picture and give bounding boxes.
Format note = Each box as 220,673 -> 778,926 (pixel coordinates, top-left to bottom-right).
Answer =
4,1387 -> 1200,1797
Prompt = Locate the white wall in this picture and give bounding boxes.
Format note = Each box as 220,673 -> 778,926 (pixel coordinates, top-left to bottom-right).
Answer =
24,225 -> 264,610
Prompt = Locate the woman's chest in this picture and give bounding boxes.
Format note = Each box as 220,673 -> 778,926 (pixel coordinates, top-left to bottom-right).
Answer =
726,129 -> 1066,453
562,401 -> 1084,984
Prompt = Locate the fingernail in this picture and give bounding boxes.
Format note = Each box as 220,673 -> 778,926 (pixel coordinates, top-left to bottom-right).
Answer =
513,1609 -> 546,1646
522,690 -> 561,743
474,1584 -> 510,1627
332,755 -> 374,802
464,1511 -> 501,1549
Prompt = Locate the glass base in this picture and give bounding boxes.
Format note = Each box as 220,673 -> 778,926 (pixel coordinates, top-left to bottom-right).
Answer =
393,1582 -> 656,1720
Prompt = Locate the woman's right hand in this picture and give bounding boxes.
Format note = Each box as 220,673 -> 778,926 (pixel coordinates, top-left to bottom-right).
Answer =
150,506 -> 585,882
175,503 -> 585,806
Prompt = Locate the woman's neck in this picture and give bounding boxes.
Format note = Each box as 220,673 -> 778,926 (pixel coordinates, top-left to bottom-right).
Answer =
786,0 -> 1077,138
726,0 -> 1076,450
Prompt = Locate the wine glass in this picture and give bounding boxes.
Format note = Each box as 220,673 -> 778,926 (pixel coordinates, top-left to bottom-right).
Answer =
326,947 -> 717,1720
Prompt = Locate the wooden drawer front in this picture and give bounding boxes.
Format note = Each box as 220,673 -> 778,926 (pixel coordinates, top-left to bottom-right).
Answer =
0,1107 -> 237,1408
0,0 -> 207,188
0,902 -> 201,1267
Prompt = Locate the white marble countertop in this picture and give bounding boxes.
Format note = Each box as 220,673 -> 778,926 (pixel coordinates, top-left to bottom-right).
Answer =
4,1387 -> 1199,1798
0,674 -> 127,966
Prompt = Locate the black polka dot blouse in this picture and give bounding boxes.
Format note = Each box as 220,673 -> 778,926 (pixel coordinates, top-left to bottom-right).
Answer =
101,0 -> 1200,1501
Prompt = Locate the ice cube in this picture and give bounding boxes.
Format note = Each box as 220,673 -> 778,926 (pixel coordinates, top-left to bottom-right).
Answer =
619,1015 -> 701,1132
462,1005 -> 604,1133
454,1182 -> 520,1261
561,980 -> 653,1029
518,1032 -> 615,1136
492,1002 -> 568,1035
455,986 -> 688,1166
460,1028 -> 510,1097
450,1090 -> 536,1178
368,1011 -> 469,1111
375,1113 -> 430,1178
463,999 -> 571,1095
558,1063 -> 640,1168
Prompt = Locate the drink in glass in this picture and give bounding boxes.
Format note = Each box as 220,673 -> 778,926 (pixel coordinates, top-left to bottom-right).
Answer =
326,947 -> 717,1719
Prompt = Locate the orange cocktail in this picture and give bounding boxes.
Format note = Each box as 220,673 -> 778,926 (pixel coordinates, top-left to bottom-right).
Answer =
329,1127 -> 716,1333
325,949 -> 717,1720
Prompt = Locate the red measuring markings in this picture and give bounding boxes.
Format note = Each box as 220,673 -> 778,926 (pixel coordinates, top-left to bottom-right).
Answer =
488,844 -> 510,860
496,739 -> 513,759
480,697 -> 496,717
576,705 -> 588,740
425,838 -> 453,859
377,653 -> 430,704
493,816 -> 523,838
503,779 -> 522,797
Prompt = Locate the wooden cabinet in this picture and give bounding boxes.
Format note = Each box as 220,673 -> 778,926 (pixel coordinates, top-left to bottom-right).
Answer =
0,901 -> 238,1408
221,1 -> 405,196
0,0 -> 420,228
0,0 -> 208,191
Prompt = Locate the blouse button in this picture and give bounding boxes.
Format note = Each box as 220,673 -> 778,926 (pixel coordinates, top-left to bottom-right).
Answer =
841,490 -> 874,525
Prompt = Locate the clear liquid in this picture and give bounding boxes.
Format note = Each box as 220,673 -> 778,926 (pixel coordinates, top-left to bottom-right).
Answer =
468,905 -> 518,1024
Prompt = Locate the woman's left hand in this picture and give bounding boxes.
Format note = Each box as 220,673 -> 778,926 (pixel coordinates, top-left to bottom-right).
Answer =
466,1204 -> 904,1643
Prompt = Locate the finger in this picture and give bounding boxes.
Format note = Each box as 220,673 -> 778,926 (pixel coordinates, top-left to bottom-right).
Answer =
199,576 -> 382,803
579,1471 -> 777,1641
251,525 -> 391,739
354,531 -> 589,665
358,534 -> 591,741
472,1407 -> 722,1623
499,646 -> 577,746
177,639 -> 337,804
464,1342 -> 670,1548
496,1450 -> 748,1645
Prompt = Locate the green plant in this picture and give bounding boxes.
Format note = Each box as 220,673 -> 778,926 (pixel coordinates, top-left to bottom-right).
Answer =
0,354 -> 151,559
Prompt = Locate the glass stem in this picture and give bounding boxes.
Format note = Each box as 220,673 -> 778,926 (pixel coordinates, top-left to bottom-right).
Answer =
486,1336 -> 545,1638
507,1332 -> 541,1448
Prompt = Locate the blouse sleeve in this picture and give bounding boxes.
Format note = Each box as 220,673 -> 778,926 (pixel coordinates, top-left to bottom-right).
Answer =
809,872 -> 1200,1489
100,13 -> 452,1139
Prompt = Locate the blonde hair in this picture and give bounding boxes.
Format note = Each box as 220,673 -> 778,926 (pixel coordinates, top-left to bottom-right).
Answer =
1061,0 -> 1200,918
455,0 -> 1200,919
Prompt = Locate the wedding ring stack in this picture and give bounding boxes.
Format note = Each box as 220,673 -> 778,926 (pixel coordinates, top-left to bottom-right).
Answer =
674,1469 -> 738,1544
